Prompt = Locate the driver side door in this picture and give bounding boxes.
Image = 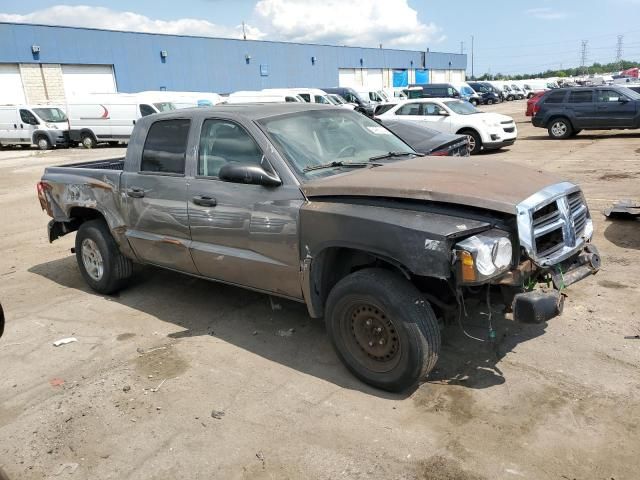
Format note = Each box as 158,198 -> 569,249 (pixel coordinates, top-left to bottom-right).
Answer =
187,118 -> 304,299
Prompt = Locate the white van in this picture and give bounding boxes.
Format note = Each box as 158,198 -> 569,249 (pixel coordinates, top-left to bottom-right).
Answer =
66,93 -> 175,148
0,105 -> 69,150
227,91 -> 305,104
262,88 -> 333,104
138,91 -> 224,109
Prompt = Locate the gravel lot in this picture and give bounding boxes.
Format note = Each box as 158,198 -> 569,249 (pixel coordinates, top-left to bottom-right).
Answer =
1,101 -> 639,480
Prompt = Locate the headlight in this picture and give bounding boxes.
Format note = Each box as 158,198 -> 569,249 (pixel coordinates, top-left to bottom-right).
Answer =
455,230 -> 512,284
481,118 -> 499,128
46,123 -> 58,129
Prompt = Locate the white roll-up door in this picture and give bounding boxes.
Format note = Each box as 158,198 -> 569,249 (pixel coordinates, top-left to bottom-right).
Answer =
62,65 -> 117,97
338,69 -> 357,88
365,69 -> 383,89
0,64 -> 26,104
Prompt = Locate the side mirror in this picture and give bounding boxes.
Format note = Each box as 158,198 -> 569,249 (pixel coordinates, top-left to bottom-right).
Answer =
218,163 -> 282,187
438,110 -> 449,116
619,97 -> 629,103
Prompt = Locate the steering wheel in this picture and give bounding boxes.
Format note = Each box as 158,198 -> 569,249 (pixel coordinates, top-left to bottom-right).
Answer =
337,145 -> 356,158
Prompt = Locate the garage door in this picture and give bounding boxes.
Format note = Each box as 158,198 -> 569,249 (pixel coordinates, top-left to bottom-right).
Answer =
62,65 -> 117,97
338,69 -> 357,88
0,64 -> 26,104
364,69 -> 383,90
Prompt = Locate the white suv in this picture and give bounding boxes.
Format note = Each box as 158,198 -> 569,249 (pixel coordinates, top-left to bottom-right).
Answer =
375,98 -> 517,155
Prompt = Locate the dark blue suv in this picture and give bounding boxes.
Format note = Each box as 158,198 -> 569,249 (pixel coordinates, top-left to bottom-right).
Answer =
532,86 -> 640,138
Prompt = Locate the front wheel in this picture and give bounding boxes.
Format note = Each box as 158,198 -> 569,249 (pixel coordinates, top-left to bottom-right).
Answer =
325,268 -> 440,392
461,130 -> 482,155
81,133 -> 97,149
470,99 -> 478,106
548,118 -> 573,139
75,219 -> 133,295
36,135 -> 51,151
486,99 -> 494,105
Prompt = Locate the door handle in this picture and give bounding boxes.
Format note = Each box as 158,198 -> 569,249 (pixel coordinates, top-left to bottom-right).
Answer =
126,187 -> 145,198
192,195 -> 217,207
13,124 -> 17,128
20,124 -> 24,129
133,120 -> 136,125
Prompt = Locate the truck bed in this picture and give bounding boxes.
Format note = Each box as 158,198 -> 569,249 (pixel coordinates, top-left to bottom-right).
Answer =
63,157 -> 125,170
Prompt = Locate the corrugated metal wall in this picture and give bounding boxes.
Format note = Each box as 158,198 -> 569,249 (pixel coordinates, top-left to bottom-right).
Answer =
0,22 -> 426,93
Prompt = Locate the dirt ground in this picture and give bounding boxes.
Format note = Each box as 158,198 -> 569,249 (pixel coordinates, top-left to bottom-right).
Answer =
1,102 -> 639,480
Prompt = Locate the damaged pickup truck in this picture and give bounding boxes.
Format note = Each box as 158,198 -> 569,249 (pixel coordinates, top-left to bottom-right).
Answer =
37,104 -> 600,392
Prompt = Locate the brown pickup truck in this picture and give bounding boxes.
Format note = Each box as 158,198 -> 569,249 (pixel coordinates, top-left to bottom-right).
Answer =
37,104 -> 600,391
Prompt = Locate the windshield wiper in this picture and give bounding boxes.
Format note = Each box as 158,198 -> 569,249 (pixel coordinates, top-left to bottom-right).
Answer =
303,161 -> 372,173
368,151 -> 423,162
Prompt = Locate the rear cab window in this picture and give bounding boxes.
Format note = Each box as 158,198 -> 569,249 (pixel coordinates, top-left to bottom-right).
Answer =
140,119 -> 191,174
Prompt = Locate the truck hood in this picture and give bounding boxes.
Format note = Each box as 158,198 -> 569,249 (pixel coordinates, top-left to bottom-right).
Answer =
301,156 -> 563,214
480,112 -> 514,123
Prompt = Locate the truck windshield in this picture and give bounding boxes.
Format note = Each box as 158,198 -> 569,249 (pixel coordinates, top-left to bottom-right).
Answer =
33,108 -> 67,122
258,109 -> 415,180
153,102 -> 176,112
443,100 -> 478,115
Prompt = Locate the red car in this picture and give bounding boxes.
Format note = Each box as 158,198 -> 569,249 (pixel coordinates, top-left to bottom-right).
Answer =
526,91 -> 546,117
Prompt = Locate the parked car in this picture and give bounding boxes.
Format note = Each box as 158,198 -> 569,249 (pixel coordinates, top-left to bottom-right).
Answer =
532,86 -> 640,139
452,82 -> 483,106
407,83 -> 461,100
627,85 -> 640,95
375,98 -> 517,155
467,82 -> 502,105
320,87 -> 374,116
0,104 -> 69,150
510,84 -> 526,100
138,91 -> 224,109
66,93 -> 176,148
37,103 -> 599,392
378,119 -> 470,156
526,91 -> 546,117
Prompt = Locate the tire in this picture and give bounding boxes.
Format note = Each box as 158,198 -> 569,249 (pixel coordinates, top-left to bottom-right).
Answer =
325,268 -> 440,392
547,118 -> 573,139
461,129 -> 482,155
80,132 -> 97,149
36,135 -> 51,151
75,219 -> 133,295
470,99 -> 478,106
486,99 -> 494,105
108,141 -> 119,147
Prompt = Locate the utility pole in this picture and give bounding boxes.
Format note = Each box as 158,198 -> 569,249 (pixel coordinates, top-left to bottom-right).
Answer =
616,35 -> 624,71
242,21 -> 247,40
471,35 -> 474,79
580,40 -> 588,76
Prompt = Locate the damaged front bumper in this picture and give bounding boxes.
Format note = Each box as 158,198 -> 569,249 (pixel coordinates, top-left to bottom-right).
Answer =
499,243 -> 601,323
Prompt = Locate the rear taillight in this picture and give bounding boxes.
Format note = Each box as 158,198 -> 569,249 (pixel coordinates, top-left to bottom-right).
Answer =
429,149 -> 449,156
37,181 -> 53,216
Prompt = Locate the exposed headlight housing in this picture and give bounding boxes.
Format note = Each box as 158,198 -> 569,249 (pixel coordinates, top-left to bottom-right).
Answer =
46,123 -> 58,129
455,230 -> 513,284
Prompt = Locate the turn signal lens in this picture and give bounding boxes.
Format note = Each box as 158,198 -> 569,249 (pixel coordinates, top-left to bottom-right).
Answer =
459,251 -> 476,283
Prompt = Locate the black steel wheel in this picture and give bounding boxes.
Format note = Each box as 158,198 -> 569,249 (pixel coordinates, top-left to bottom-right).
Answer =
325,268 -> 440,392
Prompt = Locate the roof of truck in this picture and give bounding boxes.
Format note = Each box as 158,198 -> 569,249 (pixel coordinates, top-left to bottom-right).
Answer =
152,102 -> 339,121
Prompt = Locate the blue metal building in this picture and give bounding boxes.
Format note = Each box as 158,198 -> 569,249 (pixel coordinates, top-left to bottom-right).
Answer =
0,22 -> 466,103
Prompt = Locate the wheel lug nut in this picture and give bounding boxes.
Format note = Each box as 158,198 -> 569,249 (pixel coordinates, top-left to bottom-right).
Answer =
368,341 -> 374,347
379,338 -> 385,345
375,327 -> 382,333
365,319 -> 372,326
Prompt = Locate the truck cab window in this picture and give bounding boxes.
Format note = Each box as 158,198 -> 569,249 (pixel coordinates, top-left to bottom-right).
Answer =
198,119 -> 263,177
597,90 -> 624,103
140,104 -> 156,117
140,119 -> 190,174
19,109 -> 39,125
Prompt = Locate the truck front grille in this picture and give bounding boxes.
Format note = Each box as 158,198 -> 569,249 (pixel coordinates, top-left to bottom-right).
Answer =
517,183 -> 593,266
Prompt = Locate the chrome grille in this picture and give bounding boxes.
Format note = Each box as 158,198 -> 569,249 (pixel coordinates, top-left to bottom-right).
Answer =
517,182 -> 593,266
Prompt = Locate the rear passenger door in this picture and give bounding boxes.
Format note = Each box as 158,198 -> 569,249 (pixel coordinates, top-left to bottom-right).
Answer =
595,89 -> 636,127
187,118 -> 304,298
121,118 -> 198,273
566,90 -> 595,128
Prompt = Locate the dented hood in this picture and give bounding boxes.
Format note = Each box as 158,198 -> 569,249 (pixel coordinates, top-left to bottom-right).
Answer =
301,156 -> 563,214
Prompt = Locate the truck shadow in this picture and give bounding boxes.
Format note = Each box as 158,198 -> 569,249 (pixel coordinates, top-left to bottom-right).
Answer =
29,256 -> 547,397
604,218 -> 640,250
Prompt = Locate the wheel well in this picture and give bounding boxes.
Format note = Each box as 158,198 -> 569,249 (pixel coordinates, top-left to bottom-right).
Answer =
310,247 -> 409,317
80,129 -> 97,140
33,132 -> 48,143
69,207 -> 105,224
456,127 -> 479,138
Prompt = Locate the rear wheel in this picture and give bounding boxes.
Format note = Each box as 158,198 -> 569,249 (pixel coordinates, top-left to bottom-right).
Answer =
548,118 -> 573,139
325,268 -> 440,392
470,99 -> 478,106
36,135 -> 51,151
486,99 -> 494,105
75,219 -> 133,295
81,132 -> 97,149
